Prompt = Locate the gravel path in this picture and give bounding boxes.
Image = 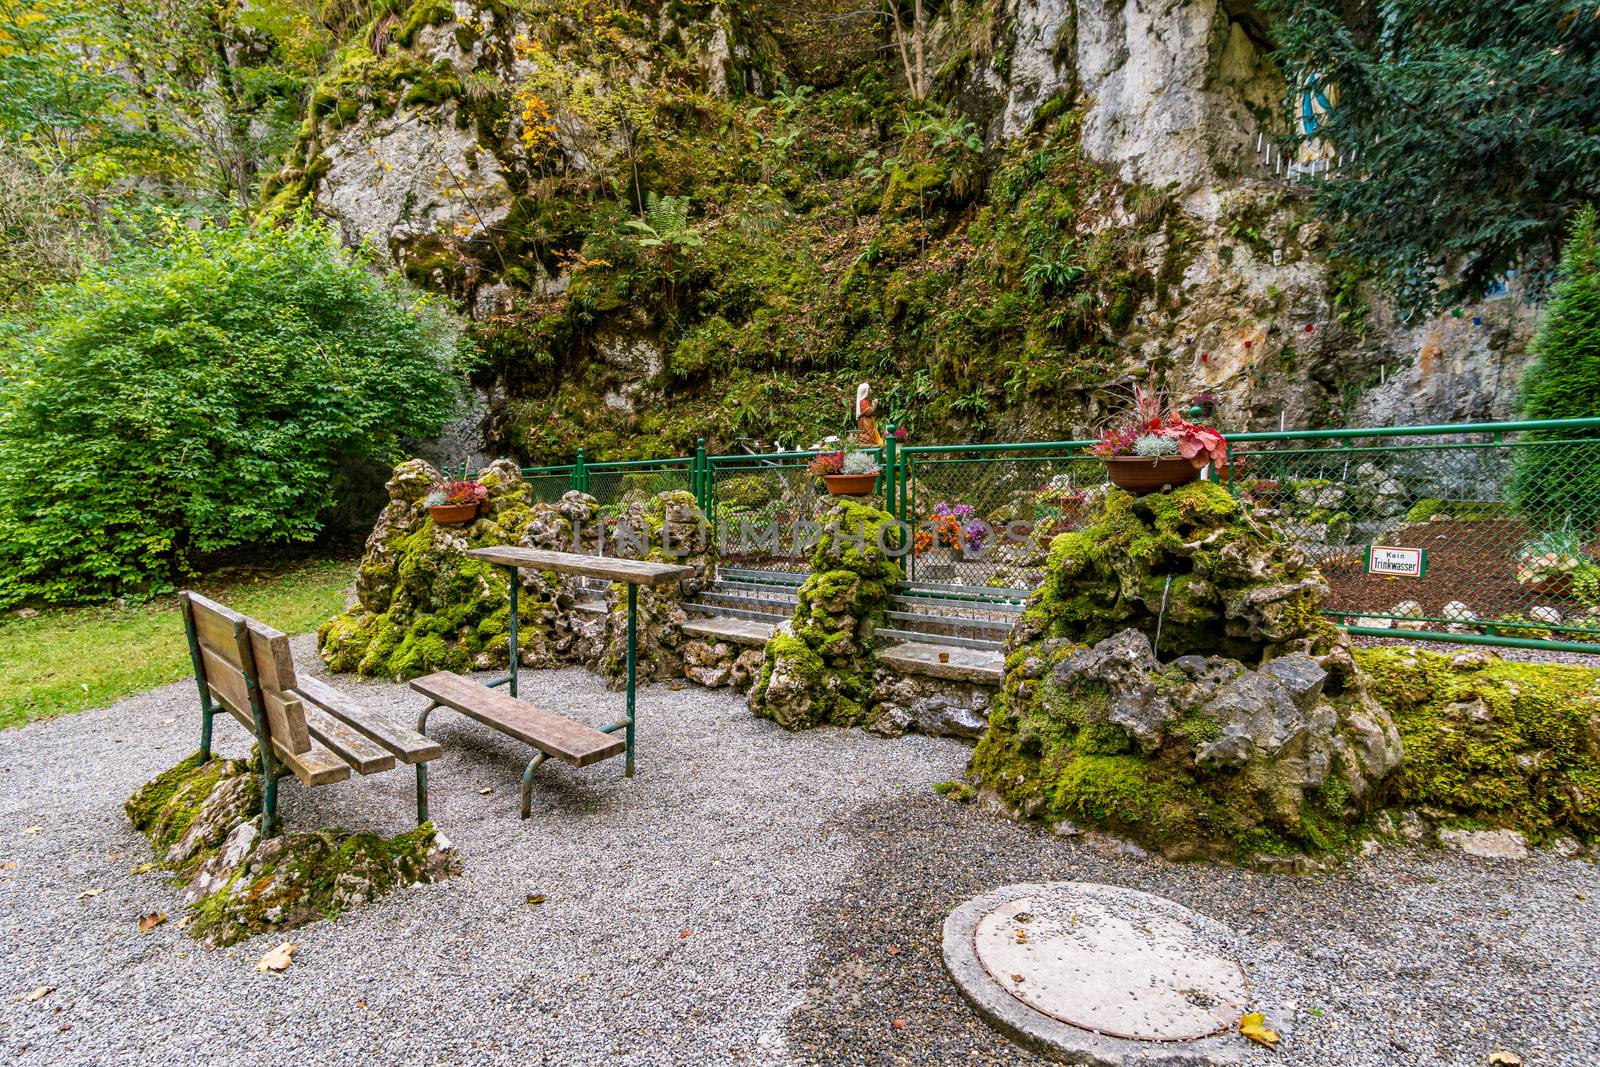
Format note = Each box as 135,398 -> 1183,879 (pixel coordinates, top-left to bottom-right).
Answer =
2,639 -> 1597,1067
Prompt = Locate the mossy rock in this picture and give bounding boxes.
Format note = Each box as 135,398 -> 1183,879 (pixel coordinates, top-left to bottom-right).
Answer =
1015,482 -> 1335,665
1357,647 -> 1600,842
748,500 -> 901,730
127,754 -> 459,946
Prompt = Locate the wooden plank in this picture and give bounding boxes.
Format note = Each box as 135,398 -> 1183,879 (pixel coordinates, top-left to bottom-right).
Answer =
199,646 -> 312,755
245,620 -> 298,694
408,671 -> 625,768
463,547 -> 695,587
293,676 -> 442,764
183,591 -> 247,672
207,684 -> 350,787
302,705 -> 396,775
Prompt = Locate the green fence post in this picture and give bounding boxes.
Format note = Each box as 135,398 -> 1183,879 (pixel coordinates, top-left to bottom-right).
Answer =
573,448 -> 588,494
883,425 -> 898,516
694,437 -> 710,516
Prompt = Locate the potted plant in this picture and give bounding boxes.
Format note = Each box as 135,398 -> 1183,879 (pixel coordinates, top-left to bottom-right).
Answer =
425,479 -> 488,524
1091,387 -> 1228,495
810,449 -> 880,496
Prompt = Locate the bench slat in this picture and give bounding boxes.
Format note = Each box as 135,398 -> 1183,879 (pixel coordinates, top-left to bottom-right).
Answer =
409,671 -> 625,768
293,676 -> 442,765
211,689 -> 350,787
245,620 -> 298,694
199,646 -> 312,755
303,705 -> 396,775
184,592 -> 248,673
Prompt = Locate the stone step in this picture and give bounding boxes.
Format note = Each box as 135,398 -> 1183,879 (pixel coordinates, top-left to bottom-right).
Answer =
574,599 -> 607,615
701,589 -> 798,611
682,616 -> 775,647
876,627 -> 1005,653
686,602 -> 791,623
885,609 -> 1014,634
877,641 -> 1005,684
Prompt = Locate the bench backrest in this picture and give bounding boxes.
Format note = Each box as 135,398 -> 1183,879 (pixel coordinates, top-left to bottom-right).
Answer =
181,591 -> 312,755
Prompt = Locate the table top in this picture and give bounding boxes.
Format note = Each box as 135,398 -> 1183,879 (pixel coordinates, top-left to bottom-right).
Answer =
464,546 -> 698,587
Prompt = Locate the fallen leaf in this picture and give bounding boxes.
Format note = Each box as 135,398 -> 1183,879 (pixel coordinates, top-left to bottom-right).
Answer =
679,928 -> 692,938
26,986 -> 53,1002
666,683 -> 686,691
525,893 -> 546,906
890,1018 -> 907,1030
130,862 -> 155,876
256,943 -> 298,972
1489,1053 -> 1522,1066
1011,974 -> 1025,983
1238,1012 -> 1280,1049
175,915 -> 193,929
479,787 -> 494,795
886,946 -> 901,957
76,888 -> 103,901
1,861 -> 16,870
356,999 -> 366,1009
137,913 -> 166,933
21,826 -> 42,834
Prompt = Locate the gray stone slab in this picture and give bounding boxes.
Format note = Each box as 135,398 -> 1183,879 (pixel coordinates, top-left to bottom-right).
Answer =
944,882 -> 1291,1066
877,641 -> 1004,684
682,616 -> 775,647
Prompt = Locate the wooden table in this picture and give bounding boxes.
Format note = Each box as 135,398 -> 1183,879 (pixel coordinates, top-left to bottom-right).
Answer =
464,547 -> 696,776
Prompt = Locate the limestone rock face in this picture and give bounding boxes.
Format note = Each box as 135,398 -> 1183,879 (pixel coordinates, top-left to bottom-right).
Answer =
747,500 -> 902,730
964,484 -> 1404,863
320,458 -> 599,679
126,755 -> 458,946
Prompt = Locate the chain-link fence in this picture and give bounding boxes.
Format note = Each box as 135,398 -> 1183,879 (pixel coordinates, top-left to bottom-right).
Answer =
489,417 -> 1600,651
1225,423 -> 1600,646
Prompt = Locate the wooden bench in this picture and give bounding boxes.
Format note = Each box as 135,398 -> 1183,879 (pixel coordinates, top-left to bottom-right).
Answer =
410,671 -> 626,820
180,591 -> 443,836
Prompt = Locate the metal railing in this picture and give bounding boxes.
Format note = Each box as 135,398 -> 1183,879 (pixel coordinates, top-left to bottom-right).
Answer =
472,416 -> 1600,652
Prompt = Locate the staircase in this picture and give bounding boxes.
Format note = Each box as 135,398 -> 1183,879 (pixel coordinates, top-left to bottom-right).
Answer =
682,567 -> 1018,684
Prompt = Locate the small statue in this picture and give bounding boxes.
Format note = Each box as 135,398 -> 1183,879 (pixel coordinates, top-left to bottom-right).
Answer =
855,382 -> 884,447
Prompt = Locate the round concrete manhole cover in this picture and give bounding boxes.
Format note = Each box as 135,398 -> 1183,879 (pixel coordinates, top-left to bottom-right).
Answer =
970,883 -> 1249,1043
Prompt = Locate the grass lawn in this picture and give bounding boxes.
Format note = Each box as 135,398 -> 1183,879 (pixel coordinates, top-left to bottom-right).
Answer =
0,557 -> 355,730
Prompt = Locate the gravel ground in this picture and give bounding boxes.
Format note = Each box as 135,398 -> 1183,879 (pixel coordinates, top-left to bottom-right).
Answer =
1350,633 -> 1600,667
2,638 -> 1597,1067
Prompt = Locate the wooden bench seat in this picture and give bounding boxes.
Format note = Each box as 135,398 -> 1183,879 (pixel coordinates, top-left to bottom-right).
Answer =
180,591 -> 441,835
409,671 -> 626,818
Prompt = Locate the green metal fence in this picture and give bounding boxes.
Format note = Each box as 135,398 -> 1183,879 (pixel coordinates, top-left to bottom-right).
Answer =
487,416 -> 1600,653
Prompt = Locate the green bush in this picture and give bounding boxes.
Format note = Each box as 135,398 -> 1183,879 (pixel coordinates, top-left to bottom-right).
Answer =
1513,206 -> 1600,531
0,213 -> 465,607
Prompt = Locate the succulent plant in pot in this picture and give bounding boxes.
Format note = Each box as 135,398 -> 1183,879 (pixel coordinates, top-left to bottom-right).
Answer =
1091,386 -> 1228,495
425,478 -> 488,524
812,448 -> 881,496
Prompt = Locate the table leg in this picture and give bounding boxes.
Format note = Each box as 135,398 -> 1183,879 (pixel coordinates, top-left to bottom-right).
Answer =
626,581 -> 636,778
507,564 -> 519,699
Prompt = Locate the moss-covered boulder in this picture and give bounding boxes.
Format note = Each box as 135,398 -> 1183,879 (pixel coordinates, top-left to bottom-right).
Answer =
318,458 -> 602,679
963,484 -> 1404,865
590,490 -> 715,686
747,499 -> 902,729
1016,481 -> 1333,663
1357,646 -> 1600,842
126,754 -> 458,946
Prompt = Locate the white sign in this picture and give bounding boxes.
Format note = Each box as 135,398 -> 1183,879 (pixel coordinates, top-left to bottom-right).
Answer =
1366,545 -> 1426,577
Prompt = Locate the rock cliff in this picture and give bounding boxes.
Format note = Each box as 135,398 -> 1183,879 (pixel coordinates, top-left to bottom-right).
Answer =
271,0 -> 1539,462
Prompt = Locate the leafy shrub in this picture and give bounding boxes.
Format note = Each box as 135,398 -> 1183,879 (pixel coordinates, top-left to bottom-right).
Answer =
1513,206 -> 1600,531
0,213 -> 465,606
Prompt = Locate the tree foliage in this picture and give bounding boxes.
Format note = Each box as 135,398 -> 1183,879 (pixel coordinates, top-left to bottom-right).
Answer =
1511,206 -> 1600,529
0,214 -> 465,607
1271,0 -> 1600,313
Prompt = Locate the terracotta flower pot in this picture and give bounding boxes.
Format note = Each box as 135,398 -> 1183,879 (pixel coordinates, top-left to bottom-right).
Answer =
822,473 -> 878,497
1103,456 -> 1201,495
428,501 -> 480,524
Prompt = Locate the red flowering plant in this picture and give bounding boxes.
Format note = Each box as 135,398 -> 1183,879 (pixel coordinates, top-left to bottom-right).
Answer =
807,451 -> 845,477
425,479 -> 488,508
1090,386 -> 1227,469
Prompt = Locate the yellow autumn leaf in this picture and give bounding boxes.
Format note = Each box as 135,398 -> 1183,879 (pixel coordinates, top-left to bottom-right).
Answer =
137,912 -> 166,933
257,942 -> 299,972
1488,1053 -> 1522,1066
1238,1012 -> 1280,1048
